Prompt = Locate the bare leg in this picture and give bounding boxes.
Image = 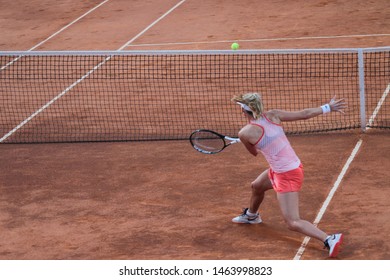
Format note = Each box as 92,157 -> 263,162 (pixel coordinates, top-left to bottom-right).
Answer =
277,192 -> 328,242
249,169 -> 273,213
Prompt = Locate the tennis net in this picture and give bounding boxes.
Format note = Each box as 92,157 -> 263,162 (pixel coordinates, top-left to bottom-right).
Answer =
0,48 -> 389,143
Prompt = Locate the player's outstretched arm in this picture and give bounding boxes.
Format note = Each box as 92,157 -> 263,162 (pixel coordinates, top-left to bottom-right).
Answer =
267,96 -> 347,122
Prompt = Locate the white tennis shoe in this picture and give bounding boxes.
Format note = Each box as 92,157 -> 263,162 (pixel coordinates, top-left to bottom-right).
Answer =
324,233 -> 344,257
232,208 -> 262,224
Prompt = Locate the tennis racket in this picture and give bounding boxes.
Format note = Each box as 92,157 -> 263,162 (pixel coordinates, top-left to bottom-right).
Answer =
189,129 -> 241,154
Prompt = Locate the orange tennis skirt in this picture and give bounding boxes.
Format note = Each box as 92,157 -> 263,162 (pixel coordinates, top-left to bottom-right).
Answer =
268,164 -> 304,193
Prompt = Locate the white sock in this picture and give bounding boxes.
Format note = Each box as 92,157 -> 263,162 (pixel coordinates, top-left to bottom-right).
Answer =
247,209 -> 257,216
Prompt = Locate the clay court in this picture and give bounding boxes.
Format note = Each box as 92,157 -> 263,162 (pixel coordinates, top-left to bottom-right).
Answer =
0,0 -> 389,260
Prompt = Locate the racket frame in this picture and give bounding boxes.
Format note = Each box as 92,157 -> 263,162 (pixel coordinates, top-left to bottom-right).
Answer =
189,129 -> 240,154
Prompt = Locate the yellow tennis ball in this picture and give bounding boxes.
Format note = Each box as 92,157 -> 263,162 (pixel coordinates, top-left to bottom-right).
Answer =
231,42 -> 240,50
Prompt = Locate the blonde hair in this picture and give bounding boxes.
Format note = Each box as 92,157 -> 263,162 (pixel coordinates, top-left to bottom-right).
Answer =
232,92 -> 264,119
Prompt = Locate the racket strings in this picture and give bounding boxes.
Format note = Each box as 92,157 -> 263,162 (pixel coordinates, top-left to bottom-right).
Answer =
191,131 -> 225,153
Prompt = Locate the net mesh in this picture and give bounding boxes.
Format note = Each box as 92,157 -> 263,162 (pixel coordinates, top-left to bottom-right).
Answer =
364,50 -> 390,129
0,48 -> 389,143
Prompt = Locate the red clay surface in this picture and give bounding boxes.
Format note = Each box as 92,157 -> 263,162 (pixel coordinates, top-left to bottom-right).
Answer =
0,0 -> 389,259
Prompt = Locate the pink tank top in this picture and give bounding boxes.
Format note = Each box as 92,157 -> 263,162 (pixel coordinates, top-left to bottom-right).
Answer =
251,114 -> 301,173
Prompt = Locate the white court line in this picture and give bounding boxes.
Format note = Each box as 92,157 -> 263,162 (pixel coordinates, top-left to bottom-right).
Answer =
0,0 -> 187,143
293,139 -> 363,260
0,0 -> 111,71
128,33 -> 390,47
28,0 -> 111,51
368,83 -> 390,127
293,83 -> 389,260
119,0 -> 188,50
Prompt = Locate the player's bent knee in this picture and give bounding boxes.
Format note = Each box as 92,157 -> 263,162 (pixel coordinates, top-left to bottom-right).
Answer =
251,181 -> 264,192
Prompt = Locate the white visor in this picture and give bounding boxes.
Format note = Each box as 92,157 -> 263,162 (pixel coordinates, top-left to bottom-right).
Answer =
236,102 -> 252,112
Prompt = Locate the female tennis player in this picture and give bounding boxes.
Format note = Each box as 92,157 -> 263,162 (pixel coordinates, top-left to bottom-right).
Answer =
231,92 -> 347,258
